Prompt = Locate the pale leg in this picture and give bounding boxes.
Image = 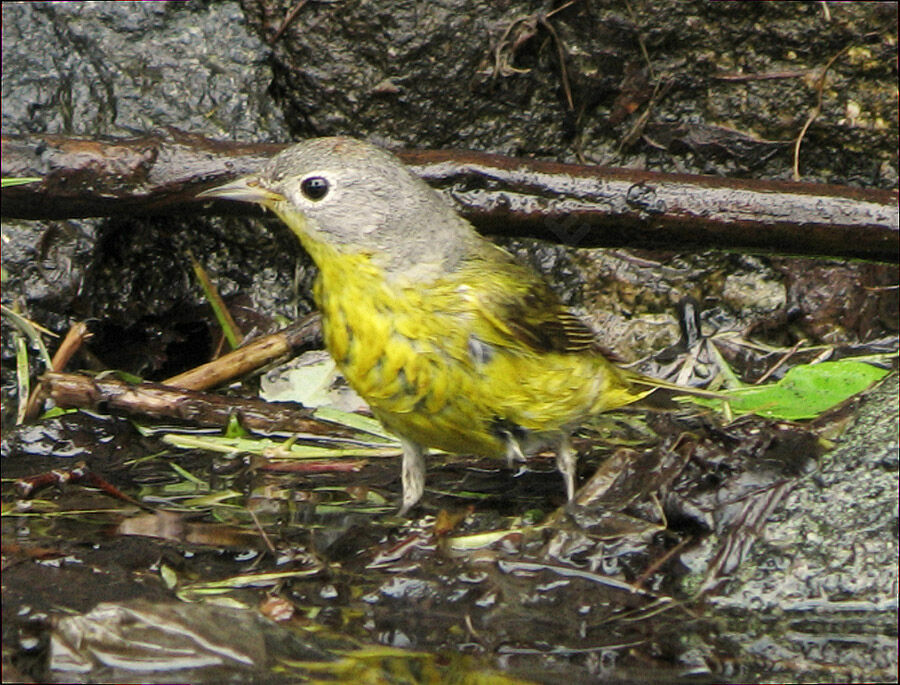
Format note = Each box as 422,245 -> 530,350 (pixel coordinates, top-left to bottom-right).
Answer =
504,434 -> 526,468
555,435 -> 576,502
399,437 -> 426,515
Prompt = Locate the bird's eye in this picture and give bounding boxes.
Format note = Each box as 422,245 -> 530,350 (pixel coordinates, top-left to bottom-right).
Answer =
300,176 -> 330,201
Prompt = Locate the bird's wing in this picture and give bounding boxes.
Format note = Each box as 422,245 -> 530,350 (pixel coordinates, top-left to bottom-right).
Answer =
499,280 -> 599,354
457,249 -> 603,356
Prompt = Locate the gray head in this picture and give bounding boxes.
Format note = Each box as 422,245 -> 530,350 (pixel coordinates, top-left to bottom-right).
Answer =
202,137 -> 481,278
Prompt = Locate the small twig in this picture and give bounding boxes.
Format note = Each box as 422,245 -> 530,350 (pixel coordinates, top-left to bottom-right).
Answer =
491,15 -> 537,79
793,45 -> 851,181
464,613 -> 481,640
754,338 -> 806,385
164,313 -> 321,391
543,0 -> 580,21
270,0 -> 309,44
631,536 -> 693,593
16,461 -> 154,512
247,507 -> 277,555
42,370 -> 351,437
49,321 -> 91,371
713,70 -> 807,82
615,0 -> 663,153
624,0 -> 655,81
619,79 -> 671,151
539,15 -> 574,111
538,0 -> 581,112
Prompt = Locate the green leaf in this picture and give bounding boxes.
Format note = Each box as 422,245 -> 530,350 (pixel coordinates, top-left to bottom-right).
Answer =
2,177 -> 42,187
168,462 -> 208,486
13,327 -> 30,425
0,305 -> 54,368
187,251 -> 242,350
224,412 -> 249,439
688,360 -> 889,420
161,432 -> 399,458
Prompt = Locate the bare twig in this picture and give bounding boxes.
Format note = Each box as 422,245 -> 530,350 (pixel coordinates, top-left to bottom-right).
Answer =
754,338 -> 806,385
538,12 -> 574,111
164,313 -> 321,391
3,133 -> 897,262
793,45 -> 851,181
625,0 -> 655,81
42,370 -> 352,437
270,0 -> 309,44
713,70 -> 807,82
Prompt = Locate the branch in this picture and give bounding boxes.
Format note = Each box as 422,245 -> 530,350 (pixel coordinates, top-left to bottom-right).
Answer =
41,371 -> 351,437
2,131 -> 897,262
163,313 -> 322,391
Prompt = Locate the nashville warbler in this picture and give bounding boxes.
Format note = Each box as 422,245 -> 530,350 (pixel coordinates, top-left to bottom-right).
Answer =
200,137 -> 651,513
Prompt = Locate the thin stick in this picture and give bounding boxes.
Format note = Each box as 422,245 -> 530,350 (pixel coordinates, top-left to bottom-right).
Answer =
270,0 -> 309,44
793,45 -> 851,181
164,313 -> 321,391
754,338 -> 806,385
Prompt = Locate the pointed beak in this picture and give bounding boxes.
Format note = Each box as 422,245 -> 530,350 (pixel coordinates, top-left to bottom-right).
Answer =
197,176 -> 285,205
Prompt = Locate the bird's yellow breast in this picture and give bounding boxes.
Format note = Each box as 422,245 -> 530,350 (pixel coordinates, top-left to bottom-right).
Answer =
309,246 -> 636,459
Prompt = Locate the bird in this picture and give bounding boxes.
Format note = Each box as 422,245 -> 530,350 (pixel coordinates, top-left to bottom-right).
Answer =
200,137 -> 653,514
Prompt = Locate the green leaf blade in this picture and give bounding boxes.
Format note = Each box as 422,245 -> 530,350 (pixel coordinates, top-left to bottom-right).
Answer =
687,360 -> 890,421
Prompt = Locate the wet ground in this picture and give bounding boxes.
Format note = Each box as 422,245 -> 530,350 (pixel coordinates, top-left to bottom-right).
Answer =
3,345 -> 896,683
2,2 -> 898,683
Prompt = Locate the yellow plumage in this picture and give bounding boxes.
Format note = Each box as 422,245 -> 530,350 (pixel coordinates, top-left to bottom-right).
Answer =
200,137 -> 648,513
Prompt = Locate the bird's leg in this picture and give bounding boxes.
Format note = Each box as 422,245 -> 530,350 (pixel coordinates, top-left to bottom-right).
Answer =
398,437 -> 426,515
555,434 -> 576,502
504,433 -> 526,468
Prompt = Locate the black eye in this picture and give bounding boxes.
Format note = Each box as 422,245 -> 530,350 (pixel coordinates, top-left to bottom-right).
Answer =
300,176 -> 330,201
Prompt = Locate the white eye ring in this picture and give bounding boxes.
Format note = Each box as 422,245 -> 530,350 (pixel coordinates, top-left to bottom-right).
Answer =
300,175 -> 330,201
292,171 -> 340,207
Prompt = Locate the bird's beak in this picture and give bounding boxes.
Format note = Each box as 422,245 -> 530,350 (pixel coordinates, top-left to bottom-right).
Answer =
197,176 -> 285,205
